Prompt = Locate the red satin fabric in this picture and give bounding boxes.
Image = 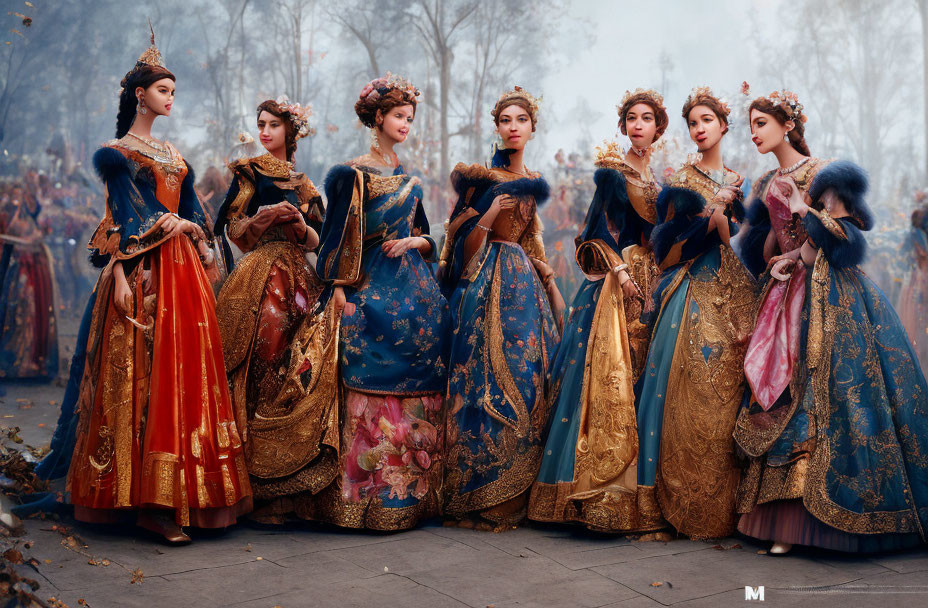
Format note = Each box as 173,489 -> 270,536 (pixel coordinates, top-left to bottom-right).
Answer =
143,236 -> 251,514
70,236 -> 252,526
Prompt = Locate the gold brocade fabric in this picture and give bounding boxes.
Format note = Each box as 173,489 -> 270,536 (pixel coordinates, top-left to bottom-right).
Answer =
568,244 -> 637,499
657,246 -> 757,538
216,239 -> 338,499
529,481 -> 664,533
527,241 -> 663,531
594,149 -> 660,226
622,244 -> 661,381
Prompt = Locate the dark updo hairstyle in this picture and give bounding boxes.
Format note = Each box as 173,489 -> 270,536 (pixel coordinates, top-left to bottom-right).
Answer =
619,92 -> 669,142
682,92 -> 730,134
355,88 -> 418,130
748,97 -> 810,157
491,97 -> 538,132
115,64 -> 175,139
257,99 -> 299,162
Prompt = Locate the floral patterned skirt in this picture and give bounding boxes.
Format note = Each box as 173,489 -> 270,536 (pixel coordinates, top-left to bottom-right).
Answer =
296,390 -> 444,530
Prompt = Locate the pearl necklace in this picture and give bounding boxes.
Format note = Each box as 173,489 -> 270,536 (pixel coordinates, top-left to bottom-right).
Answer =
777,157 -> 809,176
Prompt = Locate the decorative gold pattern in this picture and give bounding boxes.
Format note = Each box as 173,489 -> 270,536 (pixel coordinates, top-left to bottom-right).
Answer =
657,245 -> 757,539
622,244 -> 661,380
529,481 -> 665,532
533,242 -> 639,523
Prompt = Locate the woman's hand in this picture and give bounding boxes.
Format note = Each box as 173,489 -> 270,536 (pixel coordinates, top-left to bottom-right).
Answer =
617,269 -> 641,299
771,177 -> 809,216
280,207 -> 311,245
770,258 -> 795,281
713,186 -> 739,206
490,193 -> 518,213
766,247 -> 801,270
382,236 -> 428,258
113,262 -> 133,315
148,213 -> 207,242
331,286 -> 356,318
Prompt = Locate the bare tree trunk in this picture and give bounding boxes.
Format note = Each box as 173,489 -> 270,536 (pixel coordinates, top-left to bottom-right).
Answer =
920,0 -> 928,178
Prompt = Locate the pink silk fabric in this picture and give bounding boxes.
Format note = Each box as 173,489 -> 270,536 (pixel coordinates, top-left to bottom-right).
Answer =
743,185 -> 808,411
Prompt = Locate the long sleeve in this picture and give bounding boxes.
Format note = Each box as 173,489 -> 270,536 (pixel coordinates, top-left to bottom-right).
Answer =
804,211 -> 866,269
88,146 -> 170,267
177,161 -> 212,238
316,164 -> 365,287
412,199 -> 438,263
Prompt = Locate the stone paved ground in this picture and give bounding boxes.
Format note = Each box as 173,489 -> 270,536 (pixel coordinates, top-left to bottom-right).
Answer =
1,317 -> 927,607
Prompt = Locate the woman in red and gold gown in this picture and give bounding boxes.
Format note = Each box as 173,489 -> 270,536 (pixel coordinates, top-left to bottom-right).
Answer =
47,37 -> 251,543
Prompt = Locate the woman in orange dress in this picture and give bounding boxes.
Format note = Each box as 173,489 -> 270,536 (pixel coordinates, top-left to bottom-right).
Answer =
42,35 -> 252,543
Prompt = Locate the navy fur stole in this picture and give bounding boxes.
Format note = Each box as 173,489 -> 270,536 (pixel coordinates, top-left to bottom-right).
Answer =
92,146 -> 130,180
651,186 -> 706,263
809,160 -> 873,230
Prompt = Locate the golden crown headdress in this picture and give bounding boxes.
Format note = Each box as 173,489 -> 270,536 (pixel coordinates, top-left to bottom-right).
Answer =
618,88 -> 665,113
274,95 -> 315,139
492,86 -> 541,119
121,22 -> 168,87
359,72 -> 420,101
684,85 -> 730,118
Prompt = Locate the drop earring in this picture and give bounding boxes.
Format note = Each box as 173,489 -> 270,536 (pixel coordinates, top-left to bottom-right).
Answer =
370,127 -> 381,152
137,97 -> 147,115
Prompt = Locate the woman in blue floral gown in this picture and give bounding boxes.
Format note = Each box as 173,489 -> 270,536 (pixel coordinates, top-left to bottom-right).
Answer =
306,74 -> 449,531
441,87 -> 563,530
736,91 -> 928,554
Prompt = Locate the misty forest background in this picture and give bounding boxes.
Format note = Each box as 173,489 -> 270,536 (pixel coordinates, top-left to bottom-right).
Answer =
2,0 -> 928,229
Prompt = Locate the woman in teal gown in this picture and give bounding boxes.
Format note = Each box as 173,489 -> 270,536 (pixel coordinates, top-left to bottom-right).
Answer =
528,90 -> 666,532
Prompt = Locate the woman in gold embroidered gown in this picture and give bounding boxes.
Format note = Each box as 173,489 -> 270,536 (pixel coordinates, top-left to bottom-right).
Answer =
308,74 -> 449,530
214,98 -> 339,523
528,89 -> 665,531
635,87 -> 756,539
735,91 -> 928,554
441,87 -> 564,530
43,37 -> 251,542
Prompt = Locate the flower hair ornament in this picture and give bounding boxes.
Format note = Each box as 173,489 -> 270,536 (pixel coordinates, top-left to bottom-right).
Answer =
764,89 -> 806,123
274,95 -> 315,139
358,72 -> 421,102
684,85 -> 731,119
742,82 -> 807,124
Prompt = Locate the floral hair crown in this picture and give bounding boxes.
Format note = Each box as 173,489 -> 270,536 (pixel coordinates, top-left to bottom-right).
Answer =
741,82 -> 807,123
274,95 -> 315,139
359,72 -> 420,102
618,88 -> 665,113
492,86 -> 541,119
684,85 -> 730,118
